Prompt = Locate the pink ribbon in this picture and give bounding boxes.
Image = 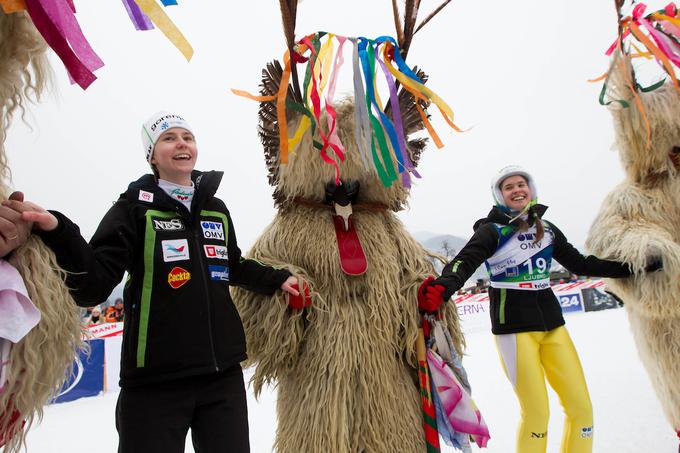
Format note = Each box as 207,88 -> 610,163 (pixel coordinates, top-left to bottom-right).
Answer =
25,0 -> 98,89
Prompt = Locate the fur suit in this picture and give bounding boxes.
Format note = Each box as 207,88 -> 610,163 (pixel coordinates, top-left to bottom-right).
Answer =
0,10 -> 84,452
232,69 -> 465,452
586,53 -> 680,433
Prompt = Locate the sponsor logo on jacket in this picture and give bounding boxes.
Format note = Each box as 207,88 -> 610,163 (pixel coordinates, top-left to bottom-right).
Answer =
138,190 -> 154,203
204,245 -> 228,259
168,266 -> 191,289
201,221 -> 224,240
208,265 -> 229,281
162,239 -> 190,262
153,218 -> 185,231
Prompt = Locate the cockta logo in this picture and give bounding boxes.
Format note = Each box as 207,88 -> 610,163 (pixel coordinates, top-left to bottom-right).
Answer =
201,221 -> 224,241
168,266 -> 191,289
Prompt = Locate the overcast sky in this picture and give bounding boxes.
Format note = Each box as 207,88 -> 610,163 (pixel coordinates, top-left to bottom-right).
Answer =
5,0 -> 660,250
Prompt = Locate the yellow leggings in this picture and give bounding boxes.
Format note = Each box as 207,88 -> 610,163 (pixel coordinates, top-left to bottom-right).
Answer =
495,326 -> 593,453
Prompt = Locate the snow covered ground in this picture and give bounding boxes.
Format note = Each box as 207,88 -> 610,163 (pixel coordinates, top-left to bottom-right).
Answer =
23,308 -> 677,452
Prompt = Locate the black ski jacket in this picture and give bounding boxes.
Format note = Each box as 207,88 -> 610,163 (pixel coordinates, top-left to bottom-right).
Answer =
39,171 -> 291,387
434,205 -> 631,334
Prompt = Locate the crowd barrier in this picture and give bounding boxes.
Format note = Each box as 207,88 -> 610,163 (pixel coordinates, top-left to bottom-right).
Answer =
54,280 -> 619,403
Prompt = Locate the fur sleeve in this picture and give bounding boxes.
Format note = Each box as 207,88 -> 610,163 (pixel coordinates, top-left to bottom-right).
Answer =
586,185 -> 680,318
231,221 -> 315,396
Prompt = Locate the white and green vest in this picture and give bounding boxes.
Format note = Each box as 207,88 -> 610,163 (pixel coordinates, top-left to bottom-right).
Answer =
485,222 -> 554,290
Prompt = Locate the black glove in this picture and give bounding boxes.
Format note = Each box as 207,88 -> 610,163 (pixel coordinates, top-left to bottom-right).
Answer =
645,258 -> 663,273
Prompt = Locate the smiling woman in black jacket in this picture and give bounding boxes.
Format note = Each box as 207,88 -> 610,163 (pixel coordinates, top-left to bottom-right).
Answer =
419,165 -> 652,453
6,111 -> 301,453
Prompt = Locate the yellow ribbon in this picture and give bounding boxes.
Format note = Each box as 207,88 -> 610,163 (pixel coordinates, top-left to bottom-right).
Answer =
132,0 -> 193,61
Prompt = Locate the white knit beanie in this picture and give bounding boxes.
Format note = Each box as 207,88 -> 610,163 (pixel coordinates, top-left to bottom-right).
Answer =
141,111 -> 193,163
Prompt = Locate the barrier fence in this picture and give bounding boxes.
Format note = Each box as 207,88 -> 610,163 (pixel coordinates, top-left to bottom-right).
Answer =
54,280 -> 619,403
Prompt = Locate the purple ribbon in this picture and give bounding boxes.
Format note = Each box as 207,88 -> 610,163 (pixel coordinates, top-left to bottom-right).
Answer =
376,52 -> 420,187
121,0 -> 154,31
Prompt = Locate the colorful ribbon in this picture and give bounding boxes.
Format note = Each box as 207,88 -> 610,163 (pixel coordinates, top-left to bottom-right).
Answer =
24,0 -> 100,89
0,0 -> 26,13
603,2 -> 680,96
234,32 -> 462,188
131,0 -> 193,61
121,0 -> 153,31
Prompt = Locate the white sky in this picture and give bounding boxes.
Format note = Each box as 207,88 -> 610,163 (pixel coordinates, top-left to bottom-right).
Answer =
5,0 -> 663,249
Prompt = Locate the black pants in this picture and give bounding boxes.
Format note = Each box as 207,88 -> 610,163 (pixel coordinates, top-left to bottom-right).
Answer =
116,366 -> 249,453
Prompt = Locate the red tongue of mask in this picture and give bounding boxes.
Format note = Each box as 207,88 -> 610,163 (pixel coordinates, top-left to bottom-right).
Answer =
326,181 -> 367,276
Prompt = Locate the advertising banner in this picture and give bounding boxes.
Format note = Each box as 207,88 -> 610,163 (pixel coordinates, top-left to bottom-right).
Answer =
53,339 -> 105,404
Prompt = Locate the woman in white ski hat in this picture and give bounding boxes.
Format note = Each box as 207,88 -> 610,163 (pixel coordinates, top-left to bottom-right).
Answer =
417,165 -> 660,453
5,110 -> 305,453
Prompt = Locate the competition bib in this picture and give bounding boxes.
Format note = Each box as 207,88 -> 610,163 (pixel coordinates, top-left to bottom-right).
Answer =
485,223 -> 554,290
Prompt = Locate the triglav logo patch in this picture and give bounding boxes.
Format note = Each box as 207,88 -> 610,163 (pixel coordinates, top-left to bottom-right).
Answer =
153,218 -> 185,231
204,245 -> 228,259
138,190 -> 154,203
168,266 -> 191,289
162,239 -> 190,262
201,221 -> 224,241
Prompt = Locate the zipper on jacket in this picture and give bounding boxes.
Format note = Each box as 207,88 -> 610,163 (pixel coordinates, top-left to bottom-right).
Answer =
499,288 -> 507,325
192,219 -> 220,372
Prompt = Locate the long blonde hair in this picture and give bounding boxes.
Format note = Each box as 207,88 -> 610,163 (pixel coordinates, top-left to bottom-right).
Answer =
0,11 -> 84,452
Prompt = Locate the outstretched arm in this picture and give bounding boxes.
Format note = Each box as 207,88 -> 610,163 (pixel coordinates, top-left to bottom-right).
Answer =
551,222 -> 632,278
4,197 -> 133,307
434,223 -> 498,299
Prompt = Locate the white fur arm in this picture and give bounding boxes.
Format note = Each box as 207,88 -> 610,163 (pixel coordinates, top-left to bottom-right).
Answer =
587,208 -> 680,318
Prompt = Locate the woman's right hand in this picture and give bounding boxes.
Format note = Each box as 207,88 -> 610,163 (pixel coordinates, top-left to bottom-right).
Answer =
1,191 -> 58,232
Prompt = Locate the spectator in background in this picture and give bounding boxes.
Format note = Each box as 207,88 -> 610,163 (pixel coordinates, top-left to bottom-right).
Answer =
106,298 -> 124,323
86,306 -> 105,326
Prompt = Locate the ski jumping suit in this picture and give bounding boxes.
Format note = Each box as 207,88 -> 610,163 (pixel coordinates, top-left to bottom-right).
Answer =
434,205 -> 631,453
38,171 -> 291,453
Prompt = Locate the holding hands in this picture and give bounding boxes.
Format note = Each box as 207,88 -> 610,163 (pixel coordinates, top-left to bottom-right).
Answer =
281,276 -> 312,309
0,192 -> 34,257
418,276 -> 446,313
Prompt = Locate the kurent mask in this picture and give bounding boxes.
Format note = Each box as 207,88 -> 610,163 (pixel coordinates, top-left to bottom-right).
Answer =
141,111 -> 193,163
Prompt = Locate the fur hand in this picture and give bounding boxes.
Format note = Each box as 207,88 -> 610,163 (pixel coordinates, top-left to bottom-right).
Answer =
0,192 -> 33,258
1,192 -> 58,232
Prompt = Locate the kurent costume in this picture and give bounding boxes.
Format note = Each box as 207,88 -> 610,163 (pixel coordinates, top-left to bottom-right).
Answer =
0,9 -> 84,452
230,3 -> 489,451
432,167 -> 632,453
586,4 -> 680,447
39,124 -> 291,451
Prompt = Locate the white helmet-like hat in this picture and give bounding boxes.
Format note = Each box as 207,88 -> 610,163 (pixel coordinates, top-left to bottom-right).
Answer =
490,165 -> 537,208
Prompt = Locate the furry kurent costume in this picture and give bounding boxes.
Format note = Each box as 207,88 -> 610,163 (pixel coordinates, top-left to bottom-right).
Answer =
231,2 -> 478,452
586,15 -> 680,445
0,9 -> 84,452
